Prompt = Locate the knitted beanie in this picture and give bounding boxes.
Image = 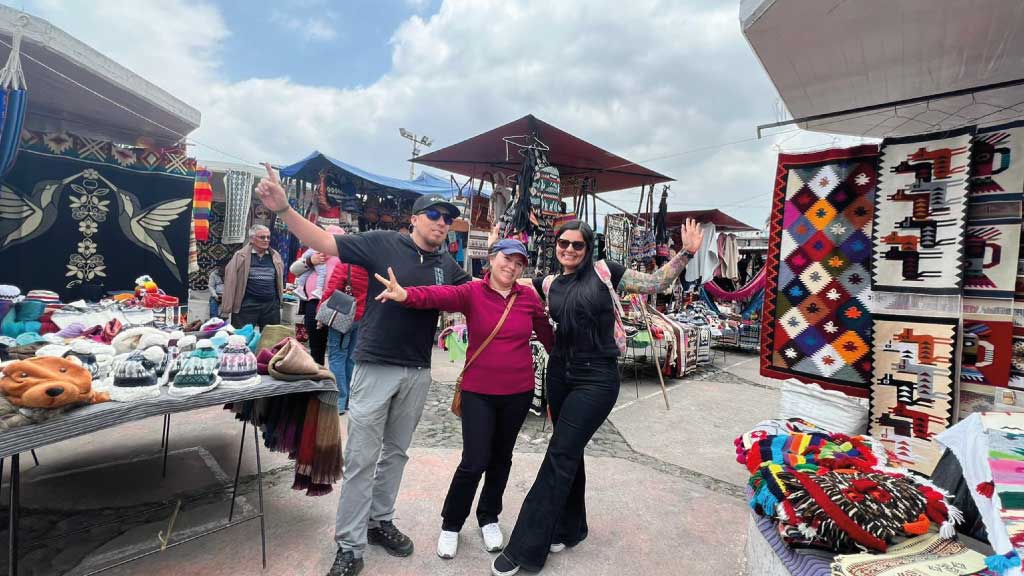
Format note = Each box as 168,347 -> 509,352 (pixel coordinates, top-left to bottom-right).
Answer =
62,347 -> 99,380
24,290 -> 60,305
169,340 -> 220,397
210,329 -> 231,350
67,340 -> 115,380
56,322 -> 87,339
34,344 -> 71,358
111,326 -> 169,354
107,347 -> 166,402
218,335 -> 260,388
2,301 -> 44,337
165,335 -> 197,384
0,285 -> 21,303
14,333 -> 45,346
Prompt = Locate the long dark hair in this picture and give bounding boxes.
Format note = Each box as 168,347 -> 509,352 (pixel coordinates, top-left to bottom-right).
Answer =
550,221 -> 606,356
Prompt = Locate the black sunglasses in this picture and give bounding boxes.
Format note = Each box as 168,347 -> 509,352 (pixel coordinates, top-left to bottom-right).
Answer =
418,208 -> 454,225
556,239 -> 587,251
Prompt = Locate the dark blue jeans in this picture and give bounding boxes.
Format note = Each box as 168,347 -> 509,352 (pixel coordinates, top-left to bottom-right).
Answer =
503,355 -> 620,571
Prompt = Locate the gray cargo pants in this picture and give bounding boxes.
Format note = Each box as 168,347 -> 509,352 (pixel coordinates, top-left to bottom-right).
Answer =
334,361 -> 432,556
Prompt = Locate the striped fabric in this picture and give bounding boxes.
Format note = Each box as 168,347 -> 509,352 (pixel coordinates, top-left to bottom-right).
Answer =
0,376 -> 337,459
193,167 -> 213,241
749,512 -> 834,576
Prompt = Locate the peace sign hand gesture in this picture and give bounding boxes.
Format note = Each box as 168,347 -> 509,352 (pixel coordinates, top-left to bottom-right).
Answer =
681,218 -> 704,254
255,163 -> 289,214
373,267 -> 408,303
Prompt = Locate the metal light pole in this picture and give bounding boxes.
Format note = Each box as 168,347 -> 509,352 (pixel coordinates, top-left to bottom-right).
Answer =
399,128 -> 432,180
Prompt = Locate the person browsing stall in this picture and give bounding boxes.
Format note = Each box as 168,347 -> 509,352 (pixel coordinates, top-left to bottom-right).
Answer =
374,238 -> 553,561
491,218 -> 704,576
221,224 -> 285,329
254,164 -> 470,576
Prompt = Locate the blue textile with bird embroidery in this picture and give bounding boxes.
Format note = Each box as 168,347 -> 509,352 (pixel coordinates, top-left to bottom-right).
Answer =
0,129 -> 196,299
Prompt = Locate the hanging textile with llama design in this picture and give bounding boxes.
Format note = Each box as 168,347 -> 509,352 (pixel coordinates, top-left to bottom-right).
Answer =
871,128 -> 974,295
869,314 -> 958,476
0,129 -> 195,300
761,145 -> 880,398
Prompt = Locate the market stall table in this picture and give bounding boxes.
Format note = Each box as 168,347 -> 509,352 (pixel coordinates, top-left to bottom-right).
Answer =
0,375 -> 338,576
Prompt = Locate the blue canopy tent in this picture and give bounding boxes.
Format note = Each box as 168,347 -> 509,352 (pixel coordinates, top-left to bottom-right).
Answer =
278,150 -> 481,200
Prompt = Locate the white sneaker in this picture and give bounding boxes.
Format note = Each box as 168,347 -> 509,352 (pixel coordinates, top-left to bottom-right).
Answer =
437,530 -> 459,559
549,542 -> 566,553
481,522 -> 504,552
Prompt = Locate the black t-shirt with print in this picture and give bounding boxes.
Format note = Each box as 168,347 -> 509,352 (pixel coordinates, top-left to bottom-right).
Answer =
534,260 -> 626,359
336,230 -> 471,367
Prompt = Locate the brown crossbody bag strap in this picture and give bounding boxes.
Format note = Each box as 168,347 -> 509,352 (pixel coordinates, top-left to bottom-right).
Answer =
451,293 -> 517,417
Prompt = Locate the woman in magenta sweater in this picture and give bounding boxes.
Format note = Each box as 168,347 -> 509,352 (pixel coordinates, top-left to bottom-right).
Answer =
374,238 -> 553,561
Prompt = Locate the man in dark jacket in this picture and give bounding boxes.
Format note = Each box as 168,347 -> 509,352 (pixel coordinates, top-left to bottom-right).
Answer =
222,224 -> 285,328
255,165 -> 470,576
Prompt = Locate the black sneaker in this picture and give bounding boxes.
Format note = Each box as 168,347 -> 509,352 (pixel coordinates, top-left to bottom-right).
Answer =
327,549 -> 363,576
367,520 -> 414,557
491,552 -> 520,576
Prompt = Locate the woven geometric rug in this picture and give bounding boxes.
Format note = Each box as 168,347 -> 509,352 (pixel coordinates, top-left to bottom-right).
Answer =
830,534 -> 987,576
760,145 -> 880,398
872,127 -> 974,295
869,313 -> 958,476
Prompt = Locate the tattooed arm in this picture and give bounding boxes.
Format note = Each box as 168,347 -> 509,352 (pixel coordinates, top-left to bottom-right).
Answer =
616,217 -> 705,295
618,252 -> 691,294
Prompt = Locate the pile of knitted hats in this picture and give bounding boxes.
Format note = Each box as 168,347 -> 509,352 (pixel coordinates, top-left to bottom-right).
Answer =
0,287 -> 64,340
736,418 -> 962,553
0,355 -> 109,429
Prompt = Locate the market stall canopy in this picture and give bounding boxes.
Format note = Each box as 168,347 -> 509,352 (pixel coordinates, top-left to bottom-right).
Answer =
0,6 -> 200,146
664,209 -> 756,231
412,114 -> 673,193
741,0 -> 1024,138
278,150 -> 462,199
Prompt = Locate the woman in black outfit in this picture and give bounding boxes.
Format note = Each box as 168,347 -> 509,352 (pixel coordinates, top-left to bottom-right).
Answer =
491,218 -> 703,576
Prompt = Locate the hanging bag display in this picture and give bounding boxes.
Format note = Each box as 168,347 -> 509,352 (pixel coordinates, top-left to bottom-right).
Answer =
452,293 -> 517,417
315,267 -> 356,333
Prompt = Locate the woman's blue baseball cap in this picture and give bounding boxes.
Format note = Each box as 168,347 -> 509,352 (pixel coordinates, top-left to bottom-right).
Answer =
490,238 -> 529,260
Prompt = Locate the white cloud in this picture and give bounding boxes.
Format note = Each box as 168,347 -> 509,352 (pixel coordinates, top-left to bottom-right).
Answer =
269,10 -> 338,42
14,0 -> 859,230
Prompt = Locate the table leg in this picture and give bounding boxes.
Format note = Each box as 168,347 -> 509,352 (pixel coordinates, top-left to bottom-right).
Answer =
9,453 -> 19,576
252,423 -> 267,569
228,421 -> 247,522
161,415 -> 171,479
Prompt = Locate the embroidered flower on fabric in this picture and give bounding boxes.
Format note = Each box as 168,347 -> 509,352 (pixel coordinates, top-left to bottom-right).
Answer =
81,169 -> 100,179
77,238 -> 97,257
78,219 -> 99,235
784,348 -> 798,359
66,254 -> 107,280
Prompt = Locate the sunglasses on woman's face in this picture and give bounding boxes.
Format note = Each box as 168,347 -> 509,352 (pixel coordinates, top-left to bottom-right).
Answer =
418,208 -> 454,225
556,239 -> 587,251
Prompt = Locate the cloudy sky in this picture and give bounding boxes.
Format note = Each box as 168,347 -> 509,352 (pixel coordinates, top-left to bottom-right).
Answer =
7,0 -> 864,230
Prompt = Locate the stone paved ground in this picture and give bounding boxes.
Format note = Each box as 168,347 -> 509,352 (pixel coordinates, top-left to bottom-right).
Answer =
0,347 -> 773,576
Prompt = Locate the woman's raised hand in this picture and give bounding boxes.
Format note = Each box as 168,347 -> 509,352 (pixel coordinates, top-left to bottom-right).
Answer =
681,218 -> 704,254
374,267 -> 408,303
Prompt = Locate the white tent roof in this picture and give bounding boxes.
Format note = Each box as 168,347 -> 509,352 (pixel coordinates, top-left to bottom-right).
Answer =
0,6 -> 200,146
742,0 -> 1024,138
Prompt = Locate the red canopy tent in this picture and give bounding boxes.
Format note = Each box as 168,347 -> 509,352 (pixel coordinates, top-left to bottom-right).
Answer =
411,114 -> 672,193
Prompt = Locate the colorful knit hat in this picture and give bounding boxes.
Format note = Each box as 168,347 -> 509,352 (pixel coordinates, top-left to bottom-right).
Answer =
218,336 -> 260,388
164,335 -> 197,384
24,290 -> 60,306
199,317 -> 228,337
65,340 -> 115,379
169,340 -> 220,397
1,300 -> 44,337
0,285 -> 21,303
107,346 -> 166,402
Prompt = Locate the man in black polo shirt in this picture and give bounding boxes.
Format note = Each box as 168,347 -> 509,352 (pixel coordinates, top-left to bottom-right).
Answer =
255,165 -> 470,576
221,224 -> 285,328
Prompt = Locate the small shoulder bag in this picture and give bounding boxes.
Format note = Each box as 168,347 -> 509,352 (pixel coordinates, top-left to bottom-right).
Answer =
452,294 -> 517,417
315,266 -> 356,333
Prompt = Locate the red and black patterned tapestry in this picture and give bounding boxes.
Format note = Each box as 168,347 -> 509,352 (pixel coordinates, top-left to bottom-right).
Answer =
760,145 -> 880,398
0,129 -> 196,300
